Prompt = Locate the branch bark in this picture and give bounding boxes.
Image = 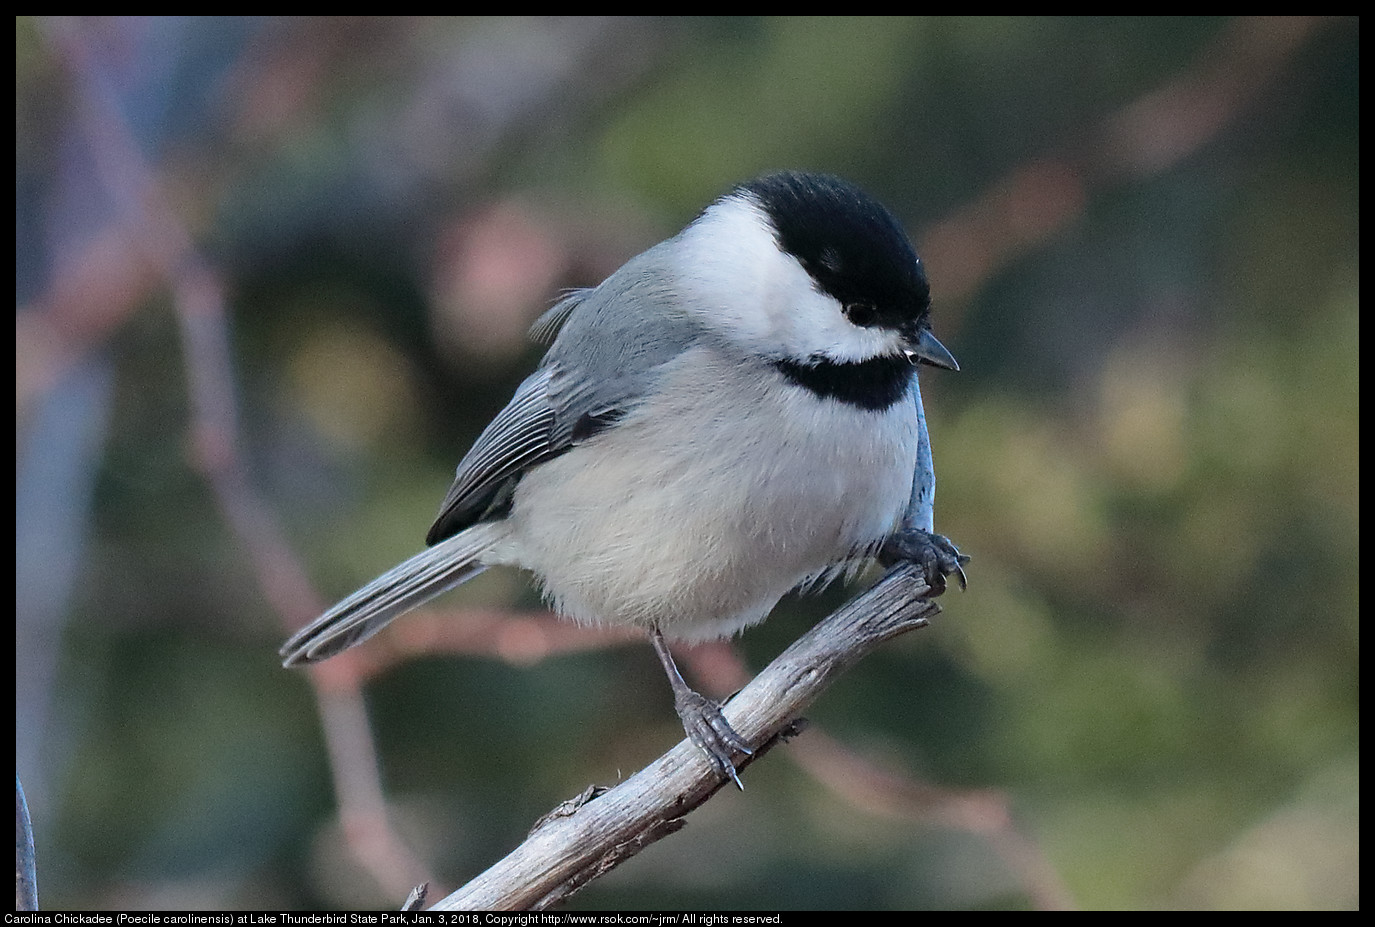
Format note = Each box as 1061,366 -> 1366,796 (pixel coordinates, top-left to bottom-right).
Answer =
432,561 -> 943,911
17,777 -> 38,911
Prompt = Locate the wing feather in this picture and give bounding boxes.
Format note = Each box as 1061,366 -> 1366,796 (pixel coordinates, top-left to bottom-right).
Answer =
426,249 -> 703,545
426,368 -> 563,544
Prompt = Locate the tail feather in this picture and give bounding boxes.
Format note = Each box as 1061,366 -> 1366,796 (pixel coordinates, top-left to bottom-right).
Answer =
280,522 -> 509,666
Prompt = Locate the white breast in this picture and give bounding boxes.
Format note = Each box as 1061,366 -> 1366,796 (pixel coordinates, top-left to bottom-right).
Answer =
494,345 -> 919,641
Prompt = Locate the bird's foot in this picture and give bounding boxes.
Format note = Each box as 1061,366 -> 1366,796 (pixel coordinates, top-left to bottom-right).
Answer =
672,686 -> 753,790
880,528 -> 970,595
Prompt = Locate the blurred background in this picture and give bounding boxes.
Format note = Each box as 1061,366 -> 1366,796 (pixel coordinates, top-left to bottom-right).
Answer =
15,16 -> 1357,911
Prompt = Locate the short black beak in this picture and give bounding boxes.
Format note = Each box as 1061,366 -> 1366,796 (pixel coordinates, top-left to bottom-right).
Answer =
904,327 -> 959,371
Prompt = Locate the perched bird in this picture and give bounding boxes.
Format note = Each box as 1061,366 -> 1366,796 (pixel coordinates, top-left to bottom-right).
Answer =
281,171 -> 967,787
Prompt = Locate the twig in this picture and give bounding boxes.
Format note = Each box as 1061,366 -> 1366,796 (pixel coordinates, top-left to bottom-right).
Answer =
347,607 -> 640,680
42,17 -> 433,899
679,640 -> 1075,910
401,883 -> 429,911
785,728 -> 1074,910
921,16 -> 1329,306
432,562 -> 940,911
16,777 -> 38,912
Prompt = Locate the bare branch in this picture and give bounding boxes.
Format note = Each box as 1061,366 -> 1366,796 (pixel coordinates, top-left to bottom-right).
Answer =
41,17 -> 431,899
16,777 -> 38,912
676,637 -> 1076,910
921,16 -> 1329,307
432,562 -> 941,911
401,883 -> 429,911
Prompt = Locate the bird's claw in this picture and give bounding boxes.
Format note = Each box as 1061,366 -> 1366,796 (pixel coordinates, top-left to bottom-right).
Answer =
881,528 -> 971,596
674,688 -> 753,790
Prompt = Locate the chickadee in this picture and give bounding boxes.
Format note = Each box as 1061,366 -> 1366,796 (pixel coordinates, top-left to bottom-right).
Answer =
282,171 -> 967,787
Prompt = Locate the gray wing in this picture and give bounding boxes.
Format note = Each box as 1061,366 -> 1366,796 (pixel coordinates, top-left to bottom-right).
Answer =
425,365 -> 562,543
426,244 -> 703,544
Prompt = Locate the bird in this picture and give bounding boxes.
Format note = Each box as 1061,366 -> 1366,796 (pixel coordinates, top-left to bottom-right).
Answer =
281,171 -> 968,788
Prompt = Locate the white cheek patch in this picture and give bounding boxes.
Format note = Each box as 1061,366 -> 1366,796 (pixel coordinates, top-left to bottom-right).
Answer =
674,195 -> 904,364
768,278 -> 900,363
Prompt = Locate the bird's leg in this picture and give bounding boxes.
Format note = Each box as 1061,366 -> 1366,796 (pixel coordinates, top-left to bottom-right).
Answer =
650,626 -> 753,790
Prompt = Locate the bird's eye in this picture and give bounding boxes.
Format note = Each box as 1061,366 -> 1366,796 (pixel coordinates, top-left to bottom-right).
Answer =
844,302 -> 878,327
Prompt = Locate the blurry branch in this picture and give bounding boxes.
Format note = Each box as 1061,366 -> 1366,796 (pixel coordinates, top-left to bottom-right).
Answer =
17,777 -> 38,912
922,15 -> 1330,308
345,607 -> 640,679
358,594 -> 1073,908
370,600 -> 1072,909
39,17 -> 433,900
789,730 -> 1073,910
433,564 -> 941,911
15,226 -> 161,422
685,635 -> 1076,911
